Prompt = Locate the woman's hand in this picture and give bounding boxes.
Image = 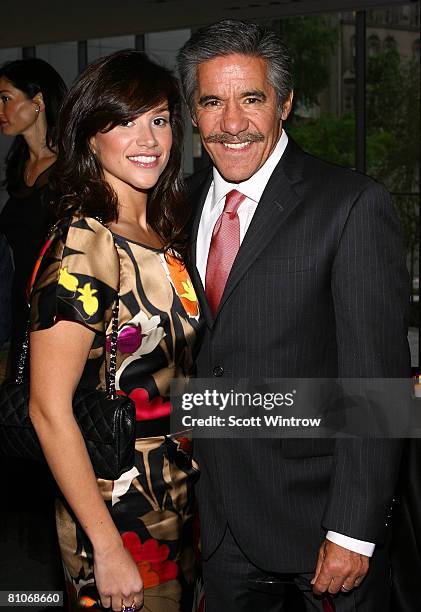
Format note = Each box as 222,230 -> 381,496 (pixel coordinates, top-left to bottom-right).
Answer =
94,541 -> 144,611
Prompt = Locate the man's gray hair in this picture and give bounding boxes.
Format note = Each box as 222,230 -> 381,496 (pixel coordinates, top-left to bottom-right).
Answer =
177,19 -> 293,116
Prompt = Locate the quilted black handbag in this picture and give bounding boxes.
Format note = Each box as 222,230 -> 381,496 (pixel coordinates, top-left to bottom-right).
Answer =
0,224 -> 136,480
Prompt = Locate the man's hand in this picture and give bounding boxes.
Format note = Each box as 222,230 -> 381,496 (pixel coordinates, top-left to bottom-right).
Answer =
311,540 -> 369,595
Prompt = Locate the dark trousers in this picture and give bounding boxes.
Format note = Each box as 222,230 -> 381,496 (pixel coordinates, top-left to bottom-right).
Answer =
202,525 -> 391,612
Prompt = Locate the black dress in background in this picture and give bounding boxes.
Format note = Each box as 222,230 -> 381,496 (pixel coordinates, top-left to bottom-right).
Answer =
0,165 -> 63,596
0,166 -> 53,373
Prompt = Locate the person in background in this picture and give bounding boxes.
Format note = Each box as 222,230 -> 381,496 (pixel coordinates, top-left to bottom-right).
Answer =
0,57 -> 67,373
0,58 -> 67,596
29,50 -> 202,611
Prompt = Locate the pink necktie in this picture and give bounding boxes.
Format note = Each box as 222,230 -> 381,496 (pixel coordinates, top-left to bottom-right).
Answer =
205,189 -> 246,316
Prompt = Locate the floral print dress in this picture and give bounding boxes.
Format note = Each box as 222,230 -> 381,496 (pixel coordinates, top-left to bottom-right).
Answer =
30,216 -> 203,612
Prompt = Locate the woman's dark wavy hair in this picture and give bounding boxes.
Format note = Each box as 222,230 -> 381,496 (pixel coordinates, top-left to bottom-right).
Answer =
0,58 -> 67,191
51,49 -> 189,259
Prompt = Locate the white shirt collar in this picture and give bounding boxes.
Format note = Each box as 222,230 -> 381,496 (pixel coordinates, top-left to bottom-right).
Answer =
212,129 -> 289,209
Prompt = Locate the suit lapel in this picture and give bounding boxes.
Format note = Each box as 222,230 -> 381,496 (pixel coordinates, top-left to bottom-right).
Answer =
216,145 -> 303,317
188,171 -> 214,327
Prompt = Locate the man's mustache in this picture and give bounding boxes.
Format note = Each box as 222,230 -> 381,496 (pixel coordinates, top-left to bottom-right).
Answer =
204,132 -> 264,144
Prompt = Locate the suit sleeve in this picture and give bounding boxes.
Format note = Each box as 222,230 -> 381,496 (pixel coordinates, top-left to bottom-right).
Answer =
321,182 -> 411,543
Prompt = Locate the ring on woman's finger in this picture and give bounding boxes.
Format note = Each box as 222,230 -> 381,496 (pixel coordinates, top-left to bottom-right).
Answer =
341,584 -> 352,592
121,601 -> 142,612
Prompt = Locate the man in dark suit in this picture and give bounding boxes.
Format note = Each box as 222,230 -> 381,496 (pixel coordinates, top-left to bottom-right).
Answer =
177,19 -> 410,612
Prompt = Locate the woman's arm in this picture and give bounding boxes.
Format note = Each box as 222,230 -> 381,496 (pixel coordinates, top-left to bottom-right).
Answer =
29,320 -> 143,611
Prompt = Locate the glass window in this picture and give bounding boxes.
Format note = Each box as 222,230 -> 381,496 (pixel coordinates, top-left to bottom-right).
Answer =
402,6 -> 411,22
371,9 -> 381,24
282,12 -> 355,168
412,4 -> 420,27
36,42 -> 78,87
383,36 -> 397,52
274,5 -> 419,368
366,4 -> 420,367
0,48 -> 20,64
87,36 -> 135,64
391,7 -> 401,25
368,34 -> 381,56
350,34 -> 356,58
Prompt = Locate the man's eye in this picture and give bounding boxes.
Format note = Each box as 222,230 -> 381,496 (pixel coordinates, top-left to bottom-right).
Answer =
1,95 -> 10,103
120,119 -> 135,127
244,97 -> 260,104
204,100 -> 221,107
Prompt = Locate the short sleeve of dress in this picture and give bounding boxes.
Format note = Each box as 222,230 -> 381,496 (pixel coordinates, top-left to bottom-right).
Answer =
30,217 -> 119,336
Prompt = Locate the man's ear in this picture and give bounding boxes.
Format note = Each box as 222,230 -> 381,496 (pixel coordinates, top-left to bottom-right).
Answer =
281,91 -> 294,121
191,113 -> 197,128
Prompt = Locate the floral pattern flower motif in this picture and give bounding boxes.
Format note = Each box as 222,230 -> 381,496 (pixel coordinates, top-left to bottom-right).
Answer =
78,595 -> 97,609
58,266 -> 79,292
106,324 -> 144,354
122,532 -> 178,588
160,254 -> 199,319
112,311 -> 165,391
77,283 -> 98,316
58,268 -> 99,316
123,388 -> 171,421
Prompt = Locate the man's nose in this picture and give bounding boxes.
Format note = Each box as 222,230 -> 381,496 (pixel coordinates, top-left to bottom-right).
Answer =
220,101 -> 249,136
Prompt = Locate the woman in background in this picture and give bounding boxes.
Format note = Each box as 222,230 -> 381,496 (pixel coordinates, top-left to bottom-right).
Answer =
29,50 -> 202,611
0,58 -> 67,372
0,58 -> 67,595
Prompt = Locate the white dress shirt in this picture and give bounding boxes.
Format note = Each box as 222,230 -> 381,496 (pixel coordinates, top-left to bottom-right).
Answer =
196,129 -> 375,558
197,131 -> 288,286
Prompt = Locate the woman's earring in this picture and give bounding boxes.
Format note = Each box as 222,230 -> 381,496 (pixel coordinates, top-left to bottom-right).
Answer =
35,105 -> 40,114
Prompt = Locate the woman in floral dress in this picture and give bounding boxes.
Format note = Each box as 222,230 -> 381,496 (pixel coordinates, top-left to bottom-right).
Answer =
28,50 -> 202,612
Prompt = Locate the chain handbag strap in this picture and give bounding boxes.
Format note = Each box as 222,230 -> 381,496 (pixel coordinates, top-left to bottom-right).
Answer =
107,299 -> 120,400
15,217 -> 121,402
102,220 -> 121,401
15,322 -> 30,385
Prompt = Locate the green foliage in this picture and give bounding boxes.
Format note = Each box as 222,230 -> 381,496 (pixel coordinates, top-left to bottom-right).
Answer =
288,38 -> 419,257
289,113 -> 355,167
279,16 -> 338,108
365,50 -> 420,256
366,49 -> 402,131
366,50 -> 419,190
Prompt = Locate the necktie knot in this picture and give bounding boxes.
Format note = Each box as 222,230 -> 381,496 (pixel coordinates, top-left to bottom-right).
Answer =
223,189 -> 245,218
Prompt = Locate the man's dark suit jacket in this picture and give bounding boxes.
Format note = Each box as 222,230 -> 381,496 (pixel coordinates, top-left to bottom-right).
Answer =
187,138 -> 410,573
